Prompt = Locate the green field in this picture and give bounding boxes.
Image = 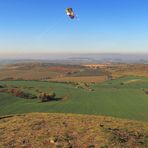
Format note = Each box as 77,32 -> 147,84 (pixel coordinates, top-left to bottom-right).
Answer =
0,76 -> 148,121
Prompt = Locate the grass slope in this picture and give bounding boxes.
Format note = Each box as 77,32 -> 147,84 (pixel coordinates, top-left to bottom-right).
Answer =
0,76 -> 148,121
0,113 -> 148,148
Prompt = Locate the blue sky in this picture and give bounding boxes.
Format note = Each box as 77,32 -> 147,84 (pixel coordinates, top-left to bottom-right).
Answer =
0,0 -> 148,55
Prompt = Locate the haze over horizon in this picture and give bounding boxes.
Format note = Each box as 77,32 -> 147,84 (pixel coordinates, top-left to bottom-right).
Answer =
0,52 -> 148,62
0,0 -> 148,54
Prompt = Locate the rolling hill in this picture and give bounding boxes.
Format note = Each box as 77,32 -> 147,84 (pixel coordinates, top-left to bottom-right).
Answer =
0,76 -> 148,121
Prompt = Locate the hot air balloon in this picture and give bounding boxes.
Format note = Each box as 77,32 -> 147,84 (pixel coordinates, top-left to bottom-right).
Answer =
66,8 -> 75,19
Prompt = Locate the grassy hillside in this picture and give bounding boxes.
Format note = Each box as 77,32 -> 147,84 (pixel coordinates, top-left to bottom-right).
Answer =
0,76 -> 148,121
0,113 -> 148,148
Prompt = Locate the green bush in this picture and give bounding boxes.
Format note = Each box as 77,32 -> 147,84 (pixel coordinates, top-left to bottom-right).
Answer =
39,92 -> 56,102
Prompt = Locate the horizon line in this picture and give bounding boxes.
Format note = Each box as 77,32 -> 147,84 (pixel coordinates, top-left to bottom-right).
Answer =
0,51 -> 148,56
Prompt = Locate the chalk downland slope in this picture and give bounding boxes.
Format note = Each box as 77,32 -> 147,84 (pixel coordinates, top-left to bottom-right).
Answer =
0,113 -> 148,148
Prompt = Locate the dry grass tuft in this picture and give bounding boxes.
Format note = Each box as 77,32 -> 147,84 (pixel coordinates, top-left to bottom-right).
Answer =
0,113 -> 148,148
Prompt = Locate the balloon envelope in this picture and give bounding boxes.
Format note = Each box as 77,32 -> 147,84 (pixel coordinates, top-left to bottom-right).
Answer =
66,8 -> 75,19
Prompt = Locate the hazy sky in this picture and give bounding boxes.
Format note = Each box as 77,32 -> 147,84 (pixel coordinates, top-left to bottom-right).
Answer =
0,0 -> 148,55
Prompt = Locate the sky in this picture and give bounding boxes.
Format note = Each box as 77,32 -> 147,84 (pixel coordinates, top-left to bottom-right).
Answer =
0,0 -> 148,56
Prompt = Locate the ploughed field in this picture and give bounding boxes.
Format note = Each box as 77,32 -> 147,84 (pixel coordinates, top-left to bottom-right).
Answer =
0,76 -> 148,121
0,63 -> 108,81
